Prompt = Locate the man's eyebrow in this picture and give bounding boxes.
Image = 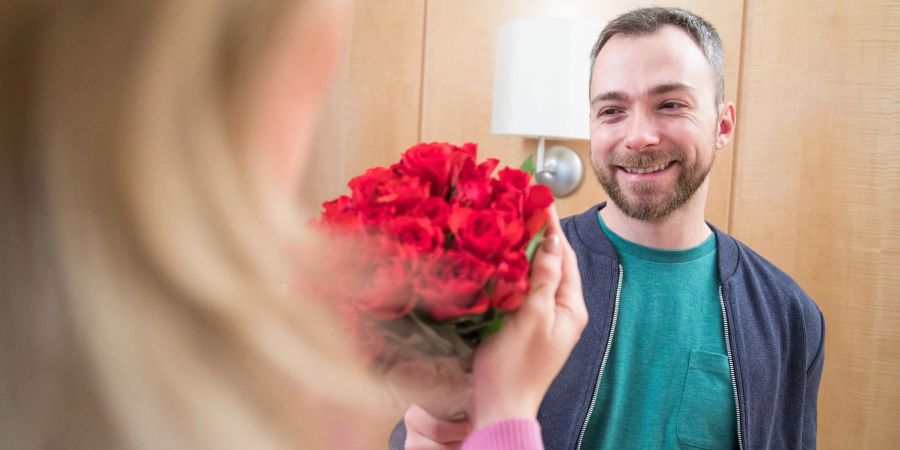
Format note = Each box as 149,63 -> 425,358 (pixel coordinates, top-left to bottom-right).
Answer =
649,82 -> 695,97
591,83 -> 696,106
590,91 -> 628,106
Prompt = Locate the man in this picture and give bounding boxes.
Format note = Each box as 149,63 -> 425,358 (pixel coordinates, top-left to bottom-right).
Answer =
393,7 -> 824,449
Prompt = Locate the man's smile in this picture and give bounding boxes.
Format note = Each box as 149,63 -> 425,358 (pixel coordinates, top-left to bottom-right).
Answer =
618,160 -> 677,175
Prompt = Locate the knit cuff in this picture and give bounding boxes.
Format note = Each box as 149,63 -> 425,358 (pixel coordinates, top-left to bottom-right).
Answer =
461,418 -> 543,450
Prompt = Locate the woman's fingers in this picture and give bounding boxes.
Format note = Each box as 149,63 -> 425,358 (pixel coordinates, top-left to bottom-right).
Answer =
546,205 -> 587,334
522,223 -> 563,317
547,205 -> 565,238
554,240 -> 587,335
531,204 -> 586,336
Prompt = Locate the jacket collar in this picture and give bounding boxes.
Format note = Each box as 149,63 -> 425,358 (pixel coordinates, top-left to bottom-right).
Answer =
570,202 -> 739,284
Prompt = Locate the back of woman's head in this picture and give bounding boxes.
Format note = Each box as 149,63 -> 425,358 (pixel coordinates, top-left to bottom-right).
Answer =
1,1 -> 385,448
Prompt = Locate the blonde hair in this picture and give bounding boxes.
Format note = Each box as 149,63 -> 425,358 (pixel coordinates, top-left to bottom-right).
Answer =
1,1 -> 386,448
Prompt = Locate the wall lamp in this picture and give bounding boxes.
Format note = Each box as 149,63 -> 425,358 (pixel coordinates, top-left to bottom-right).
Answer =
491,17 -> 601,197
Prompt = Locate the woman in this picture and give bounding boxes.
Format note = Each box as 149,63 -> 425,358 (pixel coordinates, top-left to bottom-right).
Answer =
0,1 -> 585,448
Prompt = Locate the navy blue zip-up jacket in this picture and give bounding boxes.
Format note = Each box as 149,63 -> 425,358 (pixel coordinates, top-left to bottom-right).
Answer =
389,203 -> 825,449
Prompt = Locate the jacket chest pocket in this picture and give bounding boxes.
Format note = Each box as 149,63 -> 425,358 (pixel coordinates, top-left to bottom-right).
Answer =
676,349 -> 736,449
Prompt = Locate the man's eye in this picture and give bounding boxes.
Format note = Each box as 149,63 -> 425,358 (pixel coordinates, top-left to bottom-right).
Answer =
661,102 -> 683,109
598,108 -> 621,116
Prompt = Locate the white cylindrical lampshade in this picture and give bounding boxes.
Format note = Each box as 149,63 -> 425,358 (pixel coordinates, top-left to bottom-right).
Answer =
491,17 -> 603,140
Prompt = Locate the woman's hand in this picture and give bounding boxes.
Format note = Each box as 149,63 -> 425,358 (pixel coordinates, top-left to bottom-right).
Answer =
470,205 -> 587,429
402,205 -> 587,448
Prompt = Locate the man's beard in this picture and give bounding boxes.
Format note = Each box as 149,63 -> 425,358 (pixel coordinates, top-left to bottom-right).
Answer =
591,145 -> 715,222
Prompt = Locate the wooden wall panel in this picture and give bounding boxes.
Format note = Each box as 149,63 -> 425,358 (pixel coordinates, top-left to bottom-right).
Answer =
732,0 -> 900,447
420,0 -> 743,223
300,1 -> 426,210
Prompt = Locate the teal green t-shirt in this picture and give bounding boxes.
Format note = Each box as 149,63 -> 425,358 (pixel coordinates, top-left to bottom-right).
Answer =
580,214 -> 737,449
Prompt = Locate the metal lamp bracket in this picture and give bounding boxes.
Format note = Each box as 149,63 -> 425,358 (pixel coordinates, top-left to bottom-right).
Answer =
534,136 -> 584,197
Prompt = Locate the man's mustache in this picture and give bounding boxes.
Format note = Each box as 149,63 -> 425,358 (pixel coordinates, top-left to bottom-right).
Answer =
606,149 -> 684,168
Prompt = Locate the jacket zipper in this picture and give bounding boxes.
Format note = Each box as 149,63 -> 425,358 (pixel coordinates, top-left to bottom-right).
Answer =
575,264 -> 623,450
719,286 -> 744,450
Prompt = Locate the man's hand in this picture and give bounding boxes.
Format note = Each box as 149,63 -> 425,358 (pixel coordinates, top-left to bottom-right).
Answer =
403,404 -> 472,450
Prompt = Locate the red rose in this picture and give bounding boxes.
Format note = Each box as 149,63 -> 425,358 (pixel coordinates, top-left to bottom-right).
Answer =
457,156 -> 499,185
319,195 -> 360,228
397,142 -> 454,197
349,166 -> 395,202
455,142 -> 478,159
416,250 -> 495,320
415,197 -> 452,229
454,175 -> 493,208
524,184 -> 553,216
489,251 -> 530,311
491,191 -> 524,220
451,153 -> 497,206
385,216 -> 443,253
349,168 -> 429,226
495,167 -> 531,194
524,184 -> 553,235
448,206 -> 524,262
448,142 -> 479,183
474,157 -> 500,180
333,237 -> 417,320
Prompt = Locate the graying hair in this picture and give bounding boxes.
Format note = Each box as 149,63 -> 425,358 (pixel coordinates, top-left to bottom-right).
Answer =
590,7 -> 725,106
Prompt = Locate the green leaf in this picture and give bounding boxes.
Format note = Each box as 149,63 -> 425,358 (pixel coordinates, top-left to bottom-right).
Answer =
520,154 -> 536,176
477,314 -> 506,340
525,224 -> 548,262
451,308 -> 507,343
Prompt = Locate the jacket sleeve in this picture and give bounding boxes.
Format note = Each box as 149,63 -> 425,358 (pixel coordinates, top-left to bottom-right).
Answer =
388,420 -> 406,450
802,306 -> 825,449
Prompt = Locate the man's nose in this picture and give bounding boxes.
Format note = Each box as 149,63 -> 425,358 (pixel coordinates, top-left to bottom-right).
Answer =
623,111 -> 661,151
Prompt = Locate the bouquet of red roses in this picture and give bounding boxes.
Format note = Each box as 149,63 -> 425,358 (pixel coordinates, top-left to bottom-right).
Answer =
308,142 -> 552,417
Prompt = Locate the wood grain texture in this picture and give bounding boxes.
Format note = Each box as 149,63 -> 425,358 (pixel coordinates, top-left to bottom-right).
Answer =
420,0 -> 744,222
732,0 -> 899,447
300,0 -> 426,211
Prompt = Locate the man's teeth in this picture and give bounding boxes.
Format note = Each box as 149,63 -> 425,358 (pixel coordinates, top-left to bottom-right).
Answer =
623,162 -> 670,174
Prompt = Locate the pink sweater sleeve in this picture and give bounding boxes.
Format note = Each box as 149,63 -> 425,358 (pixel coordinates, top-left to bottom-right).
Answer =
460,419 -> 544,450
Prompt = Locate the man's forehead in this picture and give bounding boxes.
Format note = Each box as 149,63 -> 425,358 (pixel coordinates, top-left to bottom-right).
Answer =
590,25 -> 713,97
598,25 -> 704,58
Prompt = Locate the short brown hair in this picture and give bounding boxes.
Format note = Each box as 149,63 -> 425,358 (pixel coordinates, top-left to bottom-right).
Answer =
590,7 -> 725,106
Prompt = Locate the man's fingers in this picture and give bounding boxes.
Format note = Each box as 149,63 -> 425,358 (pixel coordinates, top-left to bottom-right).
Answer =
404,404 -> 470,445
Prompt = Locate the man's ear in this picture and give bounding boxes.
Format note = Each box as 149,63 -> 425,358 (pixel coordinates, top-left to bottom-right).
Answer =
715,102 -> 736,149
250,1 -> 350,190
